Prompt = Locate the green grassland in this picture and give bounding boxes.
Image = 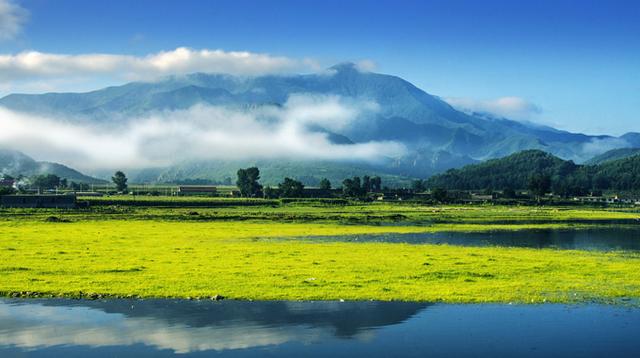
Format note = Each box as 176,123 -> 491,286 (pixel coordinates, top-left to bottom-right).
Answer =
1,200 -> 640,303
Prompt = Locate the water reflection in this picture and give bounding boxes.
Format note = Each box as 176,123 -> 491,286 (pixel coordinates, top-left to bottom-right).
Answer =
1,299 -> 640,357
0,299 -> 427,354
300,228 -> 640,251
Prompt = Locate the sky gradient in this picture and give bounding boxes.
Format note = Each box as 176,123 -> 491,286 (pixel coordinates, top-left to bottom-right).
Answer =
0,0 -> 638,135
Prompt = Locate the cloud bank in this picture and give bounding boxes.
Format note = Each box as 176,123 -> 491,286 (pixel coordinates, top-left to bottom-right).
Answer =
0,0 -> 27,41
0,47 -> 319,83
445,96 -> 541,121
0,95 -> 405,170
0,301 -> 352,353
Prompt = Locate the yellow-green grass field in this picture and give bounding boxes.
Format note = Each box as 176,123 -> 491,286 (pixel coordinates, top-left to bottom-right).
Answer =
2,207 -> 640,303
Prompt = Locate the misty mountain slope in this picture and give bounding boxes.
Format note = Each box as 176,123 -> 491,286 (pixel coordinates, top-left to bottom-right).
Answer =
1,63 -> 637,182
0,149 -> 104,183
131,159 -> 413,187
585,147 -> 640,165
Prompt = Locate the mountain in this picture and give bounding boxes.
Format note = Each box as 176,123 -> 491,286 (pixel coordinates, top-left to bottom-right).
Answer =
425,149 -> 640,192
424,150 -> 575,190
0,149 -> 104,183
588,155 -> 640,190
0,63 -> 637,183
128,159 -> 414,187
586,148 -> 640,165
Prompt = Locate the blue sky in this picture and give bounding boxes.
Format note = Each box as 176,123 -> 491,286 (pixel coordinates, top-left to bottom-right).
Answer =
1,0 -> 639,135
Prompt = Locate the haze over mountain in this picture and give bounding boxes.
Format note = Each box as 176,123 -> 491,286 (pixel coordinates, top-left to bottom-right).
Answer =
585,147 -> 640,165
0,149 -> 103,183
0,63 -> 638,184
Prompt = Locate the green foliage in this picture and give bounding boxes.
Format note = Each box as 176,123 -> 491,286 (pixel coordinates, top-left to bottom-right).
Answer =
278,177 -> 305,198
528,174 -> 551,198
263,186 -> 280,199
236,167 -> 263,197
412,180 -> 425,192
502,187 -> 517,199
341,175 -> 382,197
111,171 -> 128,192
342,177 -> 363,197
370,176 -> 382,191
426,150 -> 569,191
431,188 -> 448,203
590,155 -> 640,190
319,178 -> 331,190
0,187 -> 16,195
426,149 -> 640,193
585,147 -> 640,165
69,181 -> 91,191
31,174 -> 61,190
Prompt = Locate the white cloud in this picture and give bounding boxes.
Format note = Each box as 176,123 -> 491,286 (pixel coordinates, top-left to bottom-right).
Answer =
444,96 -> 541,121
0,47 -> 319,82
0,0 -> 27,41
580,137 -> 630,158
0,94 -> 406,170
0,301 -> 353,353
354,59 -> 377,72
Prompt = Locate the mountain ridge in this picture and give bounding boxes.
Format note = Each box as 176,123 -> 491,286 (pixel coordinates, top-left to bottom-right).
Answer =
0,149 -> 104,183
1,63 -> 638,182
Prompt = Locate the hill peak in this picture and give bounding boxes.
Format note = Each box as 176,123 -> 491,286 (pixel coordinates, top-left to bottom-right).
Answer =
328,62 -> 362,73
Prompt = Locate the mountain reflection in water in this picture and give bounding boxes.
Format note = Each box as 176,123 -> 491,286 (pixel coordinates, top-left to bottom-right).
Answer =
1,299 -> 639,357
0,299 -> 427,354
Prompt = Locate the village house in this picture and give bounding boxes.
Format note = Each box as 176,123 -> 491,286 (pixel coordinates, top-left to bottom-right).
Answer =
177,185 -> 218,196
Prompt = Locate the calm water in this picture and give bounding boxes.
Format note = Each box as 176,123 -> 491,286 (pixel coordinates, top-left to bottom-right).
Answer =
1,299 -> 639,357
298,227 -> 640,251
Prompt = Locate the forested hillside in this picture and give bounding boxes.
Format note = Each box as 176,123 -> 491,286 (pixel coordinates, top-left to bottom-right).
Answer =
425,150 -> 640,194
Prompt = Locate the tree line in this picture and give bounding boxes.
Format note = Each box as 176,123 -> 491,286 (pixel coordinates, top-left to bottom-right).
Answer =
423,150 -> 640,196
235,167 -> 384,198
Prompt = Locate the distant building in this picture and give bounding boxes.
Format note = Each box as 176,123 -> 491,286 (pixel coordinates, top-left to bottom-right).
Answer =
470,193 -> 494,202
73,192 -> 104,197
177,185 -> 217,196
1,194 -> 77,209
573,195 -> 620,204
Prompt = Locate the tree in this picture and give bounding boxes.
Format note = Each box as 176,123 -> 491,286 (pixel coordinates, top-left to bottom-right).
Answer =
502,187 -> 516,199
236,167 -> 263,197
362,175 -> 371,193
370,176 -> 382,192
431,188 -> 448,203
411,180 -> 425,193
528,174 -> 551,199
112,171 -> 128,193
319,178 -> 331,190
31,174 -> 61,190
263,186 -> 280,199
70,181 -> 90,191
342,176 -> 362,197
278,177 -> 305,198
0,187 -> 15,195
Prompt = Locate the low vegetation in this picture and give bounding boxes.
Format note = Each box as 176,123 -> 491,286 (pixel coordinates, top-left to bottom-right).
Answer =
0,201 -> 639,303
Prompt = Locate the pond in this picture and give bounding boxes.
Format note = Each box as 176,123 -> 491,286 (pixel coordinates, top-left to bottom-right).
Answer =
1,299 -> 639,357
295,227 -> 640,251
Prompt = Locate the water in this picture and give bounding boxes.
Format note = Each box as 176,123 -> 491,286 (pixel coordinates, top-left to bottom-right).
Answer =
1,299 -> 639,357
297,227 -> 640,251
